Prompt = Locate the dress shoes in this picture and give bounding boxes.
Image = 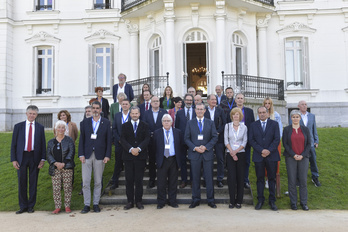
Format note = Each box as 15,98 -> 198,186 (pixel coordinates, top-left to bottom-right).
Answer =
170,203 -> 179,208
291,204 -> 298,210
93,205 -> 101,213
157,204 -> 164,209
16,208 -> 28,214
80,205 -> 90,214
202,180 -> 206,188
255,201 -> 264,210
28,208 -> 35,213
179,182 -> 187,189
78,190 -> 83,195
110,183 -> 119,190
301,204 -> 309,211
147,180 -> 155,189
229,204 -> 235,209
236,204 -> 242,209
189,201 -> 200,209
244,183 -> 251,189
208,202 -> 217,209
124,203 -> 134,210
136,202 -> 144,210
217,181 -> 223,188
269,202 -> 278,211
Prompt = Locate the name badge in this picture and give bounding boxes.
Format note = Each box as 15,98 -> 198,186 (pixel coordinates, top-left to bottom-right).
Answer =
233,142 -> 240,149
165,144 -> 170,150
198,134 -> 204,140
91,134 -> 97,139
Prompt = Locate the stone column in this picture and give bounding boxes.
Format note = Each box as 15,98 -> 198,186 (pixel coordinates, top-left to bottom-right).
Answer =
257,14 -> 271,78
126,20 -> 139,80
164,0 -> 176,93
215,0 -> 226,88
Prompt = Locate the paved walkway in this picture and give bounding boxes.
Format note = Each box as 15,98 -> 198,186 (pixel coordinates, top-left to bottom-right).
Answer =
2,205 -> 347,232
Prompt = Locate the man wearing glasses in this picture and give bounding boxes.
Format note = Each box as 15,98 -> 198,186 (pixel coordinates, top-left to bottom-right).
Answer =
112,73 -> 134,103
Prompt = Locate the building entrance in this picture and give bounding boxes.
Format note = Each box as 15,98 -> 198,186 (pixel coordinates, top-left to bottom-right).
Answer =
186,43 -> 207,96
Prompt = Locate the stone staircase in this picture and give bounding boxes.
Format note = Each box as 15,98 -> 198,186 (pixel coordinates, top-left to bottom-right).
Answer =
100,161 -> 254,206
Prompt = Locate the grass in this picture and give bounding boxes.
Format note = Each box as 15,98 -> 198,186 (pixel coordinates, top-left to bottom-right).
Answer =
249,127 -> 348,210
0,128 -> 347,211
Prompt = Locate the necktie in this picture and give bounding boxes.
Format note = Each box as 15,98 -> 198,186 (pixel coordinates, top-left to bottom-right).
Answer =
165,130 -> 170,158
146,102 -> 149,111
199,120 -> 203,133
27,123 -> 33,152
262,121 -> 266,132
134,122 -> 137,137
186,108 -> 190,121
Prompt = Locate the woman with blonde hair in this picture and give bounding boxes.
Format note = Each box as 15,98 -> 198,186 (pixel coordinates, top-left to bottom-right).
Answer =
160,86 -> 174,111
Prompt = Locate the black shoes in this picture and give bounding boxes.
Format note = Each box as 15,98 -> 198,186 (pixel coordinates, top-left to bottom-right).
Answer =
157,204 -> 164,209
217,181 -> 223,188
110,183 -> 119,190
236,204 -> 242,209
28,207 -> 34,213
16,208 -> 28,214
244,183 -> 251,189
124,203 -> 134,210
147,180 -> 155,189
269,202 -> 278,211
208,202 -> 217,208
189,201 -> 200,208
170,203 -> 179,208
312,177 -> 321,187
291,204 -> 298,210
180,182 -> 187,189
229,204 -> 234,209
301,204 -> 309,211
136,202 -> 144,210
255,201 -> 264,210
80,205 -> 90,214
93,205 -> 101,213
202,180 -> 206,188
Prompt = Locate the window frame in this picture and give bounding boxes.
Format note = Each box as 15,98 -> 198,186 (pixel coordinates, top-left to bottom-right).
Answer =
93,0 -> 113,9
34,46 -> 55,95
34,0 -> 54,11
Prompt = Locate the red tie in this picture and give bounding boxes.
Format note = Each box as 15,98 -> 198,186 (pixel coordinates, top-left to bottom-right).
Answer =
146,102 -> 149,111
27,123 -> 33,152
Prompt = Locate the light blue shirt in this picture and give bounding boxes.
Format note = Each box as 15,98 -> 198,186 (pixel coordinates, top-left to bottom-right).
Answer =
92,117 -> 101,134
163,127 -> 175,156
152,110 -> 159,123
185,107 -> 193,120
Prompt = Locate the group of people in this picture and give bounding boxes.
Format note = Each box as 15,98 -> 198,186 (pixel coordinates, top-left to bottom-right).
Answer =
10,73 -> 321,214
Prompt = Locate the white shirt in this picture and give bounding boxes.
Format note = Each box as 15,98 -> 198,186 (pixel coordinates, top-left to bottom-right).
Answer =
208,106 -> 215,120
196,117 -> 204,132
116,83 -> 126,102
301,112 -> 309,126
260,118 -> 268,130
25,120 -> 35,151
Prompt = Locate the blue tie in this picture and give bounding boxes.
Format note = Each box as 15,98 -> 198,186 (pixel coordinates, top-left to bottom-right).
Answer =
165,130 -> 170,158
262,121 -> 266,132
134,122 -> 137,137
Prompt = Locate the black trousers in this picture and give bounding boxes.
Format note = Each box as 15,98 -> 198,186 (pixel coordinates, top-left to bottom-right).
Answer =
226,152 -> 246,204
124,159 -> 146,204
148,139 -> 157,182
157,156 -> 178,206
111,145 -> 123,184
254,159 -> 277,203
17,151 -> 39,209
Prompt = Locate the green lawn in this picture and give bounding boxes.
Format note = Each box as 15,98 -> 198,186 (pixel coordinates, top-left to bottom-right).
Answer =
0,128 -> 347,211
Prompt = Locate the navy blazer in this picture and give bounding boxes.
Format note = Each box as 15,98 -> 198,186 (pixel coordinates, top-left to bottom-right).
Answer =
249,119 -> 280,162
282,125 -> 312,158
175,107 -> 196,141
112,112 -> 130,146
112,83 -> 134,103
300,113 -> 319,147
139,102 -> 152,120
11,121 -> 46,165
184,118 -> 218,161
216,94 -> 227,105
154,127 -> 182,169
204,106 -> 226,143
242,107 -> 255,129
120,120 -> 150,160
143,108 -> 167,136
78,117 -> 112,160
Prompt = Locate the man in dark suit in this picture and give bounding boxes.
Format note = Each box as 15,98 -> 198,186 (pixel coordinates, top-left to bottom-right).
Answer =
79,101 -> 112,213
235,93 -> 255,189
249,106 -> 280,211
11,105 -> 46,214
120,106 -> 150,210
220,87 -> 237,122
185,103 -> 218,209
154,114 -> 182,209
215,85 -> 227,105
144,95 -> 167,188
139,90 -> 152,120
204,94 -> 226,188
112,73 -> 134,103
175,93 -> 196,188
110,99 -> 131,189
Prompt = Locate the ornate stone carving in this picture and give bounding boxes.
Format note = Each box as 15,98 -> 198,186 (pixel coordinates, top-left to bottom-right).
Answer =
85,29 -> 120,41
25,31 -> 61,43
257,14 -> 271,28
277,22 -> 316,34
125,20 -> 139,34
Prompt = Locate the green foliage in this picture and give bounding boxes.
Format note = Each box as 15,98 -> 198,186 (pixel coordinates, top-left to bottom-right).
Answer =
249,127 -> 348,209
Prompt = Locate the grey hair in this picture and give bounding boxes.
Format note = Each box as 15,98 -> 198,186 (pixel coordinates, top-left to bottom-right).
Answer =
26,105 -> 39,112
257,106 -> 268,113
161,114 -> 173,123
117,92 -> 127,100
290,110 -> 301,118
195,103 -> 205,108
130,106 -> 140,113
85,105 -> 92,110
55,120 -> 67,131
184,93 -> 193,101
235,92 -> 244,98
118,73 -> 127,80
207,94 -> 216,100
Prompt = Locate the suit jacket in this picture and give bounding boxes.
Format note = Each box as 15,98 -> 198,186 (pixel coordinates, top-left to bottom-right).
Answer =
139,102 -> 152,120
97,97 -> 110,119
242,107 -> 255,129
216,94 -> 227,105
112,83 -> 134,103
300,113 -> 319,147
144,108 -> 167,136
175,107 -> 196,141
110,102 -> 120,123
154,127 -> 182,169
282,125 -> 312,159
112,112 -> 130,146
11,121 -> 46,165
78,117 -> 112,160
184,118 -> 218,161
120,120 -> 150,161
204,106 -> 226,143
220,98 -> 237,122
249,119 -> 280,162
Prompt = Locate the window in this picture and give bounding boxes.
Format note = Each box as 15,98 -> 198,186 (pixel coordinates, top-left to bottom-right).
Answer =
35,0 -> 54,11
231,33 -> 247,76
88,44 -> 114,94
285,37 -> 309,89
149,36 -> 162,77
94,0 -> 112,9
35,47 -> 54,95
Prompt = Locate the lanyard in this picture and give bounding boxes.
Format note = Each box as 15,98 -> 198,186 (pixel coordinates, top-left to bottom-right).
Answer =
197,118 -> 204,134
228,99 -> 235,110
242,107 -> 245,122
92,118 -> 100,134
164,129 -> 171,144
122,113 -> 129,124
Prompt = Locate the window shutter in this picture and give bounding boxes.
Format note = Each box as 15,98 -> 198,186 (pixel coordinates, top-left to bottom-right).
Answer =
52,46 -> 55,95
88,45 -> 96,94
302,37 -> 309,89
34,46 -> 38,95
110,43 -> 114,92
